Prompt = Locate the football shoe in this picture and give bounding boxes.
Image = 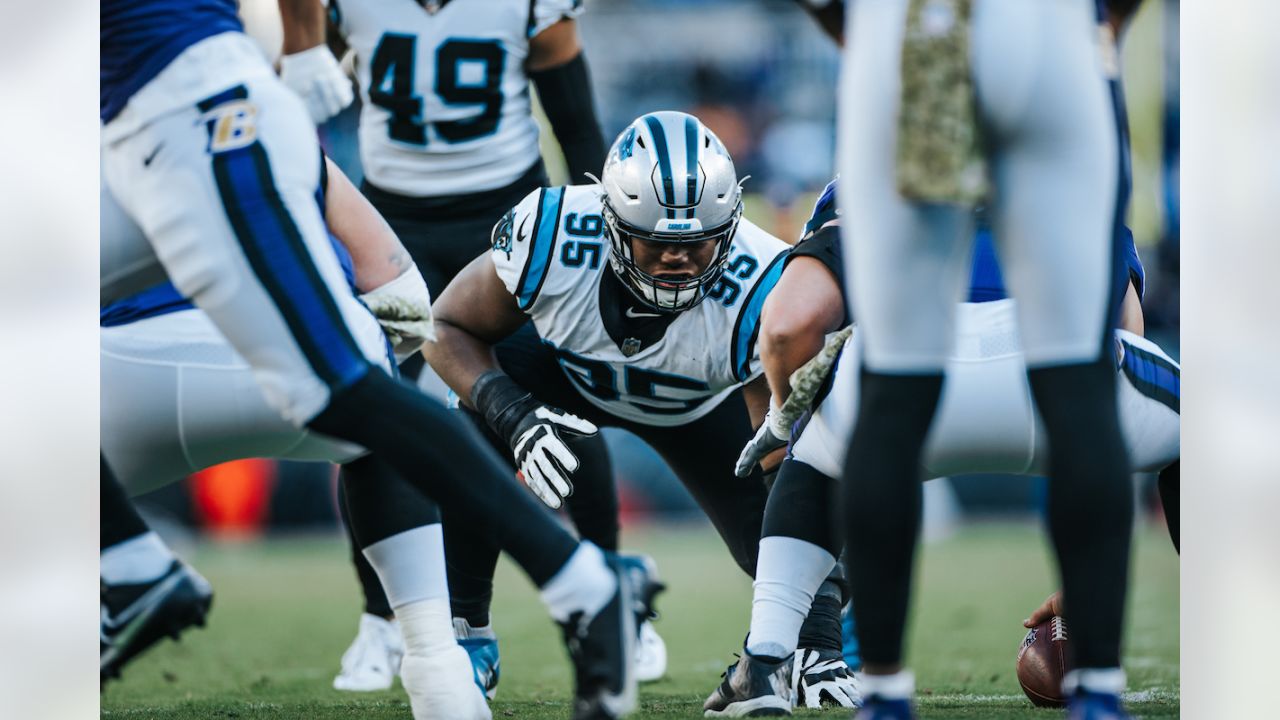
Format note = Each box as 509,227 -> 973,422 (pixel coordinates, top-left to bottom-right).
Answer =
400,644 -> 492,720
853,695 -> 915,720
703,651 -> 793,717
100,560 -> 212,684
333,613 -> 404,692
1066,689 -> 1130,720
559,554 -> 649,720
792,647 -> 861,708
455,617 -> 500,700
616,553 -> 667,682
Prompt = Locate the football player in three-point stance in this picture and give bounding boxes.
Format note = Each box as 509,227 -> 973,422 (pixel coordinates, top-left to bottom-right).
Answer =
422,111 -> 857,710
709,179 -> 1180,717
278,0 -> 618,690
101,3 -> 653,718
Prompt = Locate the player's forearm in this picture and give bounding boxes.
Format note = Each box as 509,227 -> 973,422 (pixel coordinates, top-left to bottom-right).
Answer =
531,53 -> 606,183
421,320 -> 502,407
321,158 -> 412,293
278,0 -> 327,54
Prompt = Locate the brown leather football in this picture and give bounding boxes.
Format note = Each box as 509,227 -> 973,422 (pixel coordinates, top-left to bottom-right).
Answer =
1015,615 -> 1074,707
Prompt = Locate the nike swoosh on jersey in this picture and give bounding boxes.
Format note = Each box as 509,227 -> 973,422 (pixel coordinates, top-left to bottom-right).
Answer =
625,307 -> 662,319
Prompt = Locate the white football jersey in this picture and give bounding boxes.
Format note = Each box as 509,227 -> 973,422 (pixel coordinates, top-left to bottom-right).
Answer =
490,185 -> 790,426
334,0 -> 582,196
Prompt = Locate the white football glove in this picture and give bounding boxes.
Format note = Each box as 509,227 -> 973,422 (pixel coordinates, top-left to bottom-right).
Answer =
791,648 -> 861,709
358,265 -> 435,363
512,407 -> 598,509
280,45 -> 355,125
735,396 -> 792,477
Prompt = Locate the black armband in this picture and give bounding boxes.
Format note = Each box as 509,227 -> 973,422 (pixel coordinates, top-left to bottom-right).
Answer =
530,53 -> 607,184
470,369 -> 538,446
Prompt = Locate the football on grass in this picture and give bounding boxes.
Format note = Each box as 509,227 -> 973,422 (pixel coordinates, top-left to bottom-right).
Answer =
1016,615 -> 1074,707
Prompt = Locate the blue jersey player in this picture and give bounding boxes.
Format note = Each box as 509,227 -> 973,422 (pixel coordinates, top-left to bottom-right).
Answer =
99,5 -> 655,719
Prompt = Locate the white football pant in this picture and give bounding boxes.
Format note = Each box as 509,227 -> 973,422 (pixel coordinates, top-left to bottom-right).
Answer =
101,309 -> 372,497
838,0 -> 1124,371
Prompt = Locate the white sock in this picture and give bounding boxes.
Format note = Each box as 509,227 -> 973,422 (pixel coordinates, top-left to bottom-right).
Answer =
397,598 -> 457,656
362,524 -> 449,607
1063,667 -> 1126,696
862,670 -> 915,700
101,532 -> 175,585
746,536 -> 837,659
539,542 -> 617,623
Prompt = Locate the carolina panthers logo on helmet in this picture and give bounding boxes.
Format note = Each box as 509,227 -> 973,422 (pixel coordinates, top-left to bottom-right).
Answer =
491,209 -> 516,259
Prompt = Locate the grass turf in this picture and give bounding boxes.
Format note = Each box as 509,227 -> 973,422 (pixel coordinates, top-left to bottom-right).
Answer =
101,520 -> 1178,719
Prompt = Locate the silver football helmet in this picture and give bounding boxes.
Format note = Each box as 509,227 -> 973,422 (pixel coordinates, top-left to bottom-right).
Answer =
600,111 -> 743,312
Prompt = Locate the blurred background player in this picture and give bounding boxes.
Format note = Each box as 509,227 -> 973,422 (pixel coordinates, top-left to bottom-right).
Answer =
831,1 -> 1148,718
421,110 -> 855,704
276,0 -> 614,689
100,3 -> 654,718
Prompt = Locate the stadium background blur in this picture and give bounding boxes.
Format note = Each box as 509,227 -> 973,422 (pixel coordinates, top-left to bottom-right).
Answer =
137,0 -> 1180,544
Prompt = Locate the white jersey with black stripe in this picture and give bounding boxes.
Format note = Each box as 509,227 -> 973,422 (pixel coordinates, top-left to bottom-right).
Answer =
333,0 -> 582,196
489,184 -> 790,426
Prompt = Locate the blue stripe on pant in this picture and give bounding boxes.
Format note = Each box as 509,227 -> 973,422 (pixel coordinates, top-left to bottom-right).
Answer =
210,136 -> 371,391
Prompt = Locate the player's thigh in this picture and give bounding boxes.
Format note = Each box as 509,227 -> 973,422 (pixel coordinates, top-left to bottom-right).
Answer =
1115,331 -> 1180,472
101,313 -> 365,494
103,79 -> 388,425
101,175 -> 167,305
924,301 -> 1038,476
101,336 -> 192,495
974,0 -> 1122,366
838,0 -> 975,372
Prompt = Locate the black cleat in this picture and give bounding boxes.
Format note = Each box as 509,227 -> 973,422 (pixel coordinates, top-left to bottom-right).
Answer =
101,560 -> 213,685
704,651 -> 794,717
559,555 -> 644,720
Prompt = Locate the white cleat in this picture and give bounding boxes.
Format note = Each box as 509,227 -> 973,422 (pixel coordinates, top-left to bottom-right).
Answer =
636,619 -> 668,682
333,613 -> 404,692
401,645 -> 493,720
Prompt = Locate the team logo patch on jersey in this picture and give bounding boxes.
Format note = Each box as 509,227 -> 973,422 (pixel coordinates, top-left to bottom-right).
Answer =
203,100 -> 258,154
621,338 -> 642,357
491,209 -> 515,259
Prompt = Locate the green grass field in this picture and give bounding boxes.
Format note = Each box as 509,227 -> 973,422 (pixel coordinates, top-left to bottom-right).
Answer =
100,521 -> 1178,719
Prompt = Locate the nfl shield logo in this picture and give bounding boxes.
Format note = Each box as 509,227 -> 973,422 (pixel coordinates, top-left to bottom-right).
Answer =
423,0 -> 443,13
622,338 -> 642,357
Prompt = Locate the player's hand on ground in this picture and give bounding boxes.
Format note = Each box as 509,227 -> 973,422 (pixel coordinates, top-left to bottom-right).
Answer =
280,46 -> 354,124
1023,590 -> 1064,628
511,406 -> 598,509
358,265 -> 435,363
735,402 -> 791,477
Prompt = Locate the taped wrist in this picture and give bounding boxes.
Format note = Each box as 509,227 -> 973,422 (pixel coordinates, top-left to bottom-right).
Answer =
470,370 -> 539,447
530,53 -> 606,183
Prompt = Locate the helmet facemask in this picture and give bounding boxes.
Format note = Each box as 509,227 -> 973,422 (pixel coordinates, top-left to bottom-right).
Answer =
602,197 -> 741,313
